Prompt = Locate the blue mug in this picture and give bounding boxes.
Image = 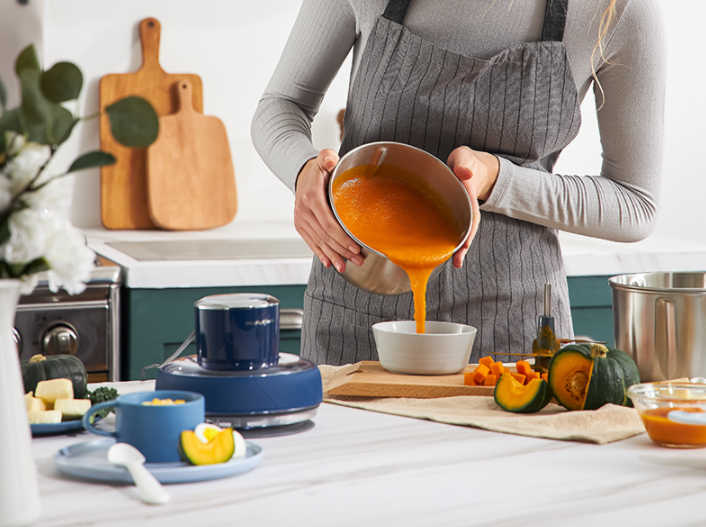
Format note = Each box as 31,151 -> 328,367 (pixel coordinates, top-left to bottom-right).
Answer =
195,293 -> 280,371
82,390 -> 205,463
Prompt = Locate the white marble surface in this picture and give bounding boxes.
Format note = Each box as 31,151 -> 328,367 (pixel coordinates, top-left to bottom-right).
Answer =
86,222 -> 706,289
26,380 -> 706,527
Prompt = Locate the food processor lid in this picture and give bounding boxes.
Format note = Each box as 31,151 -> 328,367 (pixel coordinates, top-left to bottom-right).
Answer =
194,293 -> 278,311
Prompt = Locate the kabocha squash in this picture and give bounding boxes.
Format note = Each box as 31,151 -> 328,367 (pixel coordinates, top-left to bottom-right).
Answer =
179,428 -> 235,465
494,372 -> 553,413
20,354 -> 88,400
548,343 -> 640,411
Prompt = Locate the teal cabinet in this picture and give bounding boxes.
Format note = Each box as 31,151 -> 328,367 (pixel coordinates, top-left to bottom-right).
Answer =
566,275 -> 614,346
122,285 -> 306,380
122,276 -> 616,380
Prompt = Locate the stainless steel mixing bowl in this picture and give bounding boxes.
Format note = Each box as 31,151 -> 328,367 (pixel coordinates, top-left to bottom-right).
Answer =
328,141 -> 472,295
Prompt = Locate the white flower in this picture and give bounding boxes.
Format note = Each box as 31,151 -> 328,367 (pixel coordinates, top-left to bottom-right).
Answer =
2,208 -> 48,264
5,140 -> 51,196
43,216 -> 95,295
24,176 -> 72,215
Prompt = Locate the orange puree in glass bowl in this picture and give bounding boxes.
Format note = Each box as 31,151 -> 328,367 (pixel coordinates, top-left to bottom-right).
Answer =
331,164 -> 461,334
639,407 -> 706,448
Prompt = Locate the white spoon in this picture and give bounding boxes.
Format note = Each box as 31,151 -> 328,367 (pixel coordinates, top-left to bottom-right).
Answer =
107,443 -> 170,505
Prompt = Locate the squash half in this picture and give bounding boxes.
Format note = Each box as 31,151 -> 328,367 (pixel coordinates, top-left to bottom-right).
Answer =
548,343 -> 640,411
494,372 -> 553,413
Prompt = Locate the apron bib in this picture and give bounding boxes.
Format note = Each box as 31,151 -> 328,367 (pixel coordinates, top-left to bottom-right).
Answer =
303,0 -> 581,365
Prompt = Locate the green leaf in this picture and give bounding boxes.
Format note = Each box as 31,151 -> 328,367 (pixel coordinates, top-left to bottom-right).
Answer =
50,104 -> 78,146
68,150 -> 115,173
21,257 -> 50,276
105,96 -> 159,148
41,62 -> 83,103
19,69 -> 52,140
0,74 -> 7,111
15,45 -> 41,76
0,108 -> 25,152
0,217 -> 11,246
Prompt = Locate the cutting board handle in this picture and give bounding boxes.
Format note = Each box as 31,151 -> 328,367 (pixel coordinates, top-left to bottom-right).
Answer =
139,18 -> 163,71
175,79 -> 196,115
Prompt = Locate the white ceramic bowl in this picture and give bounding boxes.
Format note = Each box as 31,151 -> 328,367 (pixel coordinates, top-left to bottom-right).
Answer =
372,320 -> 477,375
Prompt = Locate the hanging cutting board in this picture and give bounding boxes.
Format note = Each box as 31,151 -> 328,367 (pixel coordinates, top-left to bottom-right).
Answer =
99,17 -> 203,230
326,361 -> 513,399
146,79 -> 237,230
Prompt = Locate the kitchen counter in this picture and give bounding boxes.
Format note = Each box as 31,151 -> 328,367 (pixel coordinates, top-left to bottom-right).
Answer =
84,221 -> 706,289
28,380 -> 706,527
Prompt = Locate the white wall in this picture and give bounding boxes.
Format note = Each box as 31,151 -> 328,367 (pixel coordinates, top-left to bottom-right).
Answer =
0,0 -> 703,241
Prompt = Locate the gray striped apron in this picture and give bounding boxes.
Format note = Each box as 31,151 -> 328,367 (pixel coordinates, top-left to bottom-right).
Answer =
302,0 -> 580,365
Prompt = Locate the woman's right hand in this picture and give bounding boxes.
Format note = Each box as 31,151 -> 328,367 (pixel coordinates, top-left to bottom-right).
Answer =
294,149 -> 364,272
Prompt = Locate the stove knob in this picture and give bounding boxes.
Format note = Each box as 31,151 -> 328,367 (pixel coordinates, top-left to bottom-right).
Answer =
42,323 -> 79,356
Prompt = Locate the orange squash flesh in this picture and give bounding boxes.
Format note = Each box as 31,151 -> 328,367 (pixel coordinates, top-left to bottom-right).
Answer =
179,428 -> 235,465
548,351 -> 593,411
479,356 -> 494,368
493,372 -> 553,413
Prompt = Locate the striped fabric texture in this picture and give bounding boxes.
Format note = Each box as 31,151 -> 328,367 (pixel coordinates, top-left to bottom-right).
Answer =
302,0 -> 579,366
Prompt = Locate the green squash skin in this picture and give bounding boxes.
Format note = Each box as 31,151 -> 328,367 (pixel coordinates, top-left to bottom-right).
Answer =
494,375 -> 553,414
551,343 -> 640,411
21,355 -> 88,400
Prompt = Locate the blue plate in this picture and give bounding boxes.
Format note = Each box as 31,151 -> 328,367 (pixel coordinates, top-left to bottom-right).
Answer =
53,438 -> 263,484
32,419 -> 85,436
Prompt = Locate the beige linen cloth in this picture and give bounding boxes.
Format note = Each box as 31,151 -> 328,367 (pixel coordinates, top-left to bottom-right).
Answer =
318,365 -> 646,445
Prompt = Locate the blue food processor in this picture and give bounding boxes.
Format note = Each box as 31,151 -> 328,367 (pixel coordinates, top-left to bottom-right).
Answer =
155,293 -> 322,437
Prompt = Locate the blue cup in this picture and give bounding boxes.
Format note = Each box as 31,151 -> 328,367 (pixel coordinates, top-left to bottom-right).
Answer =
82,390 -> 205,463
195,293 -> 280,371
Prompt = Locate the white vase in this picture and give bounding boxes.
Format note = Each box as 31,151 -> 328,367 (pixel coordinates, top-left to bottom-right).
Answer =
0,279 -> 41,527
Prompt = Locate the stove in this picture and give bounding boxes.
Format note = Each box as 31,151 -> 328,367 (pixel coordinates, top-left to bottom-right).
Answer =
14,263 -> 121,382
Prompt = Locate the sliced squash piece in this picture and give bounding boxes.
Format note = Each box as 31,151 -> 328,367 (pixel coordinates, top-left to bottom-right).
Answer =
494,372 -> 553,413
27,410 -> 62,424
179,428 -> 235,465
25,393 -> 46,412
54,398 -> 92,420
35,378 -> 73,409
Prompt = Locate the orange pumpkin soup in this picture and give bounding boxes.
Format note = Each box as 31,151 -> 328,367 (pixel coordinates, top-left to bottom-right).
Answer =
331,164 -> 461,333
639,407 -> 706,448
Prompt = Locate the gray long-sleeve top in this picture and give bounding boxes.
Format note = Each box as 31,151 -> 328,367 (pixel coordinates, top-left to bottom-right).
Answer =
252,0 -> 666,242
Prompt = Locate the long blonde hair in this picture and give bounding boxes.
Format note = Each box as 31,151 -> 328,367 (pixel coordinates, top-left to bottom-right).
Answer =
592,0 -> 619,107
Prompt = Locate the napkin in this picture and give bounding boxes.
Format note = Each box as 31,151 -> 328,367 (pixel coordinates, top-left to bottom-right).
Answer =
318,364 -> 646,445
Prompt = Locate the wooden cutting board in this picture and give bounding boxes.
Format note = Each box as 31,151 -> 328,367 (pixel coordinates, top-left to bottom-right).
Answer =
99,17 -> 204,230
326,361 -> 512,399
146,79 -> 237,230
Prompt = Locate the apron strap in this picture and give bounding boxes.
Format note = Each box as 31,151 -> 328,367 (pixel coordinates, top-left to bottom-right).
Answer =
541,0 -> 569,42
383,0 -> 411,24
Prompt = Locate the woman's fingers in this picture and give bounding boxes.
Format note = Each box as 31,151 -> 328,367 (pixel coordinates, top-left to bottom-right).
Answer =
294,149 -> 363,272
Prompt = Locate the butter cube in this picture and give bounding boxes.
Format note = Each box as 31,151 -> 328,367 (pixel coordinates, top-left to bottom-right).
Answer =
27,410 -> 62,424
54,398 -> 91,420
35,378 -> 73,409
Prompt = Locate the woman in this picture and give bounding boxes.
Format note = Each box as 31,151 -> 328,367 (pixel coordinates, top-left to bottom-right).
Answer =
252,0 -> 665,365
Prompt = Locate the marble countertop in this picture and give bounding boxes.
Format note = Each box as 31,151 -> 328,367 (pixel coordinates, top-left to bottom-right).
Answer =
84,221 -> 706,289
28,381 -> 706,527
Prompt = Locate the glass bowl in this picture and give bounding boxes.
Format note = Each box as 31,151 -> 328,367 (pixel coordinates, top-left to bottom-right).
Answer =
628,382 -> 706,448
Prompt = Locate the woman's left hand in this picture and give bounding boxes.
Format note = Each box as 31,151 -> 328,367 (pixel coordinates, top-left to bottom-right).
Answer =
447,146 -> 500,268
